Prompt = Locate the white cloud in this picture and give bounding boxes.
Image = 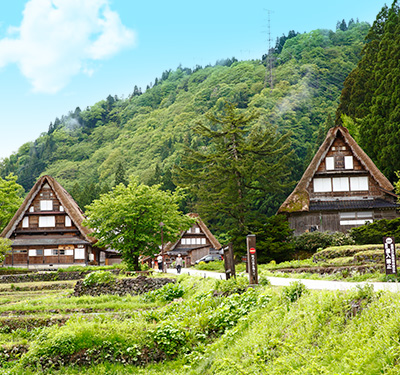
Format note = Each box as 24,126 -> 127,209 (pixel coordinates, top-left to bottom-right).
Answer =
0,0 -> 136,93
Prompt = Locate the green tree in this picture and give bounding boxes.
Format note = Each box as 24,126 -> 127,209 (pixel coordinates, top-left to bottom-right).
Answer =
114,161 -> 128,187
83,178 -> 194,270
175,102 -> 294,254
336,2 -> 400,181
0,238 -> 12,262
0,173 -> 24,232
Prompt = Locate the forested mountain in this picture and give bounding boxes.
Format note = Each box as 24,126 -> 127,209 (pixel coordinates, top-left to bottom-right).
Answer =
0,21 -> 370,213
336,0 -> 400,182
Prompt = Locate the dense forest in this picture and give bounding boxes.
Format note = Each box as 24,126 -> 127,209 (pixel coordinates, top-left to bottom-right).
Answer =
0,21 -> 370,217
337,0 -> 400,182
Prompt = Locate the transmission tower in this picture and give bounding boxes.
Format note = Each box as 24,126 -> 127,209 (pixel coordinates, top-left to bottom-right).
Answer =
264,9 -> 274,90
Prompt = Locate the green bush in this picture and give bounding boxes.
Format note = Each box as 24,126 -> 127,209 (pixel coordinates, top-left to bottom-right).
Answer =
214,276 -> 249,295
292,231 -> 354,254
82,271 -> 117,287
195,260 -> 225,271
282,281 -> 308,303
350,217 -> 400,244
143,282 -> 184,302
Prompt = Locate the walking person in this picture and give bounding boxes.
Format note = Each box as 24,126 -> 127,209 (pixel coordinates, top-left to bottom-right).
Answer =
176,254 -> 183,274
157,254 -> 163,272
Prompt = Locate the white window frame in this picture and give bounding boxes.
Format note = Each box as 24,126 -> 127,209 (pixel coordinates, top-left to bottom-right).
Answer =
40,200 -> 53,211
22,217 -> 29,228
350,176 -> 369,191
344,156 -> 353,170
332,177 -> 349,192
313,178 -> 332,193
195,227 -> 200,233
65,216 -> 72,227
28,249 -> 37,257
39,216 -> 56,228
75,248 -> 85,260
325,157 -> 335,170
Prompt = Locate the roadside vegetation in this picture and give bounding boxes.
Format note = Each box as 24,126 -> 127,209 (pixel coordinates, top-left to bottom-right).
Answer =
1,270 -> 400,374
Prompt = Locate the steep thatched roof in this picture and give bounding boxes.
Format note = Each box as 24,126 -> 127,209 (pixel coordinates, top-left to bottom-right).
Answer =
164,213 -> 221,252
278,126 -> 395,214
1,175 -> 95,243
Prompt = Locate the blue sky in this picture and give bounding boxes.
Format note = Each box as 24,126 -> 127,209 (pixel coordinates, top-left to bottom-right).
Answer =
0,0 -> 388,159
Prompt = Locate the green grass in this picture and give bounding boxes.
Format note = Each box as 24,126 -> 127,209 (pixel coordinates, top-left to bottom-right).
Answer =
3,273 -> 400,374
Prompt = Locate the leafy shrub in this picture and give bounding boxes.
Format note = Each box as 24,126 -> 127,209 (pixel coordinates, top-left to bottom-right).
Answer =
195,260 -> 225,271
293,231 -> 354,254
214,276 -> 249,296
143,282 -> 184,302
282,281 -> 308,303
82,271 -> 117,287
350,218 -> 400,244
152,323 -> 189,357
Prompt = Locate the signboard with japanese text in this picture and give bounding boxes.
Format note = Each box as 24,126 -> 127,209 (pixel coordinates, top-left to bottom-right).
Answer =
383,236 -> 397,275
246,234 -> 258,285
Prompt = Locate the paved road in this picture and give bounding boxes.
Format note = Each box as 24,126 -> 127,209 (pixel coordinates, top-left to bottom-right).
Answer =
166,268 -> 400,293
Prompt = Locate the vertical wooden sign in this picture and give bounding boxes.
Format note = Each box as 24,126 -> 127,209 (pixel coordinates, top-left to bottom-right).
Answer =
223,242 -> 236,280
247,234 -> 258,285
383,236 -> 397,275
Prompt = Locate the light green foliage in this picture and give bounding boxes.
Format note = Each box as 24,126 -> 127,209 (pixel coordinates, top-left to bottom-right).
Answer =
195,260 -> 225,271
0,237 -> 12,263
143,283 -> 184,302
84,177 -> 195,270
0,173 -> 24,232
214,276 -> 249,295
82,271 -> 117,287
282,281 -> 309,303
0,24 -> 368,220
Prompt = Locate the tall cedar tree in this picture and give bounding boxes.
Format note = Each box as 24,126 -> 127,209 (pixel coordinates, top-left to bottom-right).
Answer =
175,103 -> 294,254
336,1 -> 400,181
0,174 -> 24,232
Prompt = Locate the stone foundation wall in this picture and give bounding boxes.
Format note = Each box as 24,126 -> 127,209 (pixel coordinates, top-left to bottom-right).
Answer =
73,276 -> 175,297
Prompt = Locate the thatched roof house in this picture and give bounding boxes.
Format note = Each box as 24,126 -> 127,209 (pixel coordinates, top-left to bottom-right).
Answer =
1,175 -> 104,268
278,126 -> 399,235
164,213 -> 221,265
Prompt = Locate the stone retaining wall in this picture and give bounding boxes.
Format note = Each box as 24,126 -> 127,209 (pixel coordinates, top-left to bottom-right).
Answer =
73,276 -> 175,297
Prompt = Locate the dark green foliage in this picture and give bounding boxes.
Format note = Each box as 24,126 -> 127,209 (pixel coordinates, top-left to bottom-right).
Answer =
175,102 -> 294,254
336,1 -> 400,181
349,217 -> 400,245
0,24 -> 369,217
250,214 -> 294,263
293,231 -> 354,254
114,161 -> 128,187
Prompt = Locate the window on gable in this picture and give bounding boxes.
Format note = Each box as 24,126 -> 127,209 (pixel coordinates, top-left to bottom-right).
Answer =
325,157 -> 334,170
332,177 -> 349,192
40,200 -> 53,211
39,216 -> 55,228
350,176 -> 368,191
22,217 -> 29,228
314,178 -> 332,192
344,156 -> 353,169
65,216 -> 72,227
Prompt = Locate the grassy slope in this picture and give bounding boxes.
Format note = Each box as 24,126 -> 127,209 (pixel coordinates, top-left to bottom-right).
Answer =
2,274 -> 400,374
